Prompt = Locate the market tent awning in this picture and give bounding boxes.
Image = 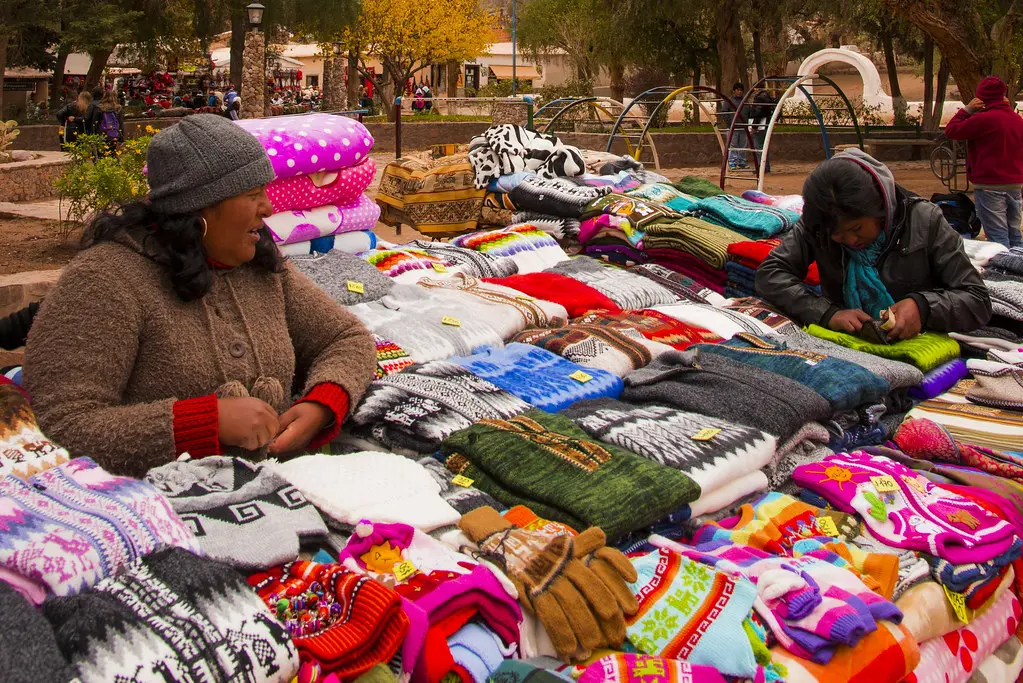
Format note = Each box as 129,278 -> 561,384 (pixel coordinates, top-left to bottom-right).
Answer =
489,64 -> 540,80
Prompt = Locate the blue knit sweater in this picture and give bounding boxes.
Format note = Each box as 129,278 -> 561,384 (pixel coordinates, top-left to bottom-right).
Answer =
450,343 -> 623,412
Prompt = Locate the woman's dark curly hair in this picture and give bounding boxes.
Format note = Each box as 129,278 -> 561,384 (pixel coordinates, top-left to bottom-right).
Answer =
82,201 -> 283,302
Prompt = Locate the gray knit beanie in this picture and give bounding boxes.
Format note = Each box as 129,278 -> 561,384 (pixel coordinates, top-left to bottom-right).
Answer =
146,113 -> 274,214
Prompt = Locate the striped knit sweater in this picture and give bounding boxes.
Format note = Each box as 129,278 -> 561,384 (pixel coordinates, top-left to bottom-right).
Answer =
643,217 -> 750,270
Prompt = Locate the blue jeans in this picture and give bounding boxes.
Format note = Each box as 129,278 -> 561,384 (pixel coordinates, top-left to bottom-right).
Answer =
975,188 -> 1023,249
728,130 -> 748,168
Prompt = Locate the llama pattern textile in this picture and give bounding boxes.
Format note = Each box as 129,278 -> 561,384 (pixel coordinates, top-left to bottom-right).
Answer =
0,379 -> 70,479
442,409 -> 699,540
693,333 -> 891,412
793,451 -> 1018,564
546,258 -> 678,310
42,547 -> 299,683
450,343 -> 623,413
235,114 -> 374,180
144,457 -> 328,570
562,398 -> 777,495
351,361 -> 530,452
264,194 -> 381,245
266,157 -> 377,212
0,457 -> 200,601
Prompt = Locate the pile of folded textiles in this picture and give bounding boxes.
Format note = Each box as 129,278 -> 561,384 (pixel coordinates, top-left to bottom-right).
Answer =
237,114 -> 381,256
13,198 -> 1023,683
725,238 -> 821,298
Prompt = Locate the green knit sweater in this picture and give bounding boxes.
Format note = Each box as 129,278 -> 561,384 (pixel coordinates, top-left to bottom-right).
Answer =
806,324 -> 961,372
442,409 -> 699,540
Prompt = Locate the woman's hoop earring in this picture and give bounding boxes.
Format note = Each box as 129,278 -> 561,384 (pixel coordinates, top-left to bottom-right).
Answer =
200,217 -> 208,239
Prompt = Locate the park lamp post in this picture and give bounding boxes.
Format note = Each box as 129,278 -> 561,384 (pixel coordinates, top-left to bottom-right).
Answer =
511,0 -> 517,96
241,2 -> 266,118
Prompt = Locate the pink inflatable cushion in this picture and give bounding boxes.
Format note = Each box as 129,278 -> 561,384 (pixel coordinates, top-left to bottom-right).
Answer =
235,113 -> 374,179
263,194 -> 381,245
266,156 -> 377,213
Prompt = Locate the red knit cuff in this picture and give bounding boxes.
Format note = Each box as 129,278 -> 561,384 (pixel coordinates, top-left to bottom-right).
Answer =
172,394 -> 221,457
296,382 -> 350,451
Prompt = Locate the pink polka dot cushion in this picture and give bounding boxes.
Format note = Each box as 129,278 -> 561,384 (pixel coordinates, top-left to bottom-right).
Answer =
263,193 -> 381,245
234,113 -> 374,179
266,156 -> 377,213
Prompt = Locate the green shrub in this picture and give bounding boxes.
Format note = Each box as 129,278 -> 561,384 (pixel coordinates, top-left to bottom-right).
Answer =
53,131 -> 152,238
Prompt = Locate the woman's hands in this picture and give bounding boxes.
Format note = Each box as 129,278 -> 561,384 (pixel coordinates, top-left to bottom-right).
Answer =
268,402 -> 333,457
828,308 -> 872,333
884,299 -> 923,341
217,397 -> 279,451
217,398 -> 333,455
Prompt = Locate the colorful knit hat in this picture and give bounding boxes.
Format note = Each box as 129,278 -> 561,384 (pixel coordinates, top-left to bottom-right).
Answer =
249,560 -> 409,677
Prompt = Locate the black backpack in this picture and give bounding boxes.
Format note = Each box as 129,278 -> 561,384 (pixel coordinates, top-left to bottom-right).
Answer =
931,192 -> 982,238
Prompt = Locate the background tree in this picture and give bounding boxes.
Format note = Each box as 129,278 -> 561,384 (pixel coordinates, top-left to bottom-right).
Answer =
0,0 -> 52,114
882,0 -> 1022,101
343,0 -> 494,120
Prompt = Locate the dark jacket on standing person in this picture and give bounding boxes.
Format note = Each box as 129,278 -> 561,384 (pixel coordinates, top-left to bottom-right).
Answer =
756,148 -> 992,333
944,77 -> 1023,187
55,102 -> 93,143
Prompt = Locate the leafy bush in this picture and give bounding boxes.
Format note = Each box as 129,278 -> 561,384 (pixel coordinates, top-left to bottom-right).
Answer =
536,79 -> 593,103
0,121 -> 20,163
475,79 -> 534,98
53,130 -> 152,239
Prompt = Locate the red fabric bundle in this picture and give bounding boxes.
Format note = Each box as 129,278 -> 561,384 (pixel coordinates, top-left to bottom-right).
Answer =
576,310 -> 723,351
727,239 -> 821,286
483,272 -> 621,317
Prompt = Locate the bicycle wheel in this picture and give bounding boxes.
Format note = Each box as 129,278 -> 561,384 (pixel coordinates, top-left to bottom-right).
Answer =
930,145 -> 956,182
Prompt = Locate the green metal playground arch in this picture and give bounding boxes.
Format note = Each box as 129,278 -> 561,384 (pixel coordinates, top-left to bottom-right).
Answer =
605,85 -> 738,169
719,74 -> 864,189
532,97 -> 623,135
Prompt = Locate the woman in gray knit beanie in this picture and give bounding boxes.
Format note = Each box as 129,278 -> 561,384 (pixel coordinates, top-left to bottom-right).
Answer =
23,114 -> 376,478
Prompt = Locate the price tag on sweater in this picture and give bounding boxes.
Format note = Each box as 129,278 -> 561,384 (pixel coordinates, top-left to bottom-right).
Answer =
691,428 -> 722,441
569,370 -> 593,383
441,316 -> 462,327
432,263 -> 448,273
392,560 -> 419,583
451,474 -> 475,488
944,585 -> 970,623
816,517 -> 839,537
870,475 -> 899,493
346,280 -> 365,295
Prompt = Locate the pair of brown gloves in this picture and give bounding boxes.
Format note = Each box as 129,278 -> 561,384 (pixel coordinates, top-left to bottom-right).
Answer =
459,506 -> 638,662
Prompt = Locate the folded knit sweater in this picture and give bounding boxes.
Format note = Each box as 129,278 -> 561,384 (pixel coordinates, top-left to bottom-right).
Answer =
805,325 -> 961,373
574,310 -> 722,351
546,258 -> 678,310
350,361 -> 531,453
693,333 -> 891,412
643,217 -> 750,270
579,193 -> 683,229
622,349 -> 832,441
696,195 -> 799,240
402,240 -> 520,279
507,176 -> 612,218
451,224 -> 570,274
482,272 -> 621,318
628,263 -> 727,306
511,319 -> 671,377
562,398 -> 777,495
450,343 -> 623,412
441,409 -> 699,540
290,250 -> 395,305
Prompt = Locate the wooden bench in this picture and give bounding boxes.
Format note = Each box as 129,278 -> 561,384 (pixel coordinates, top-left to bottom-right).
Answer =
864,138 -> 934,161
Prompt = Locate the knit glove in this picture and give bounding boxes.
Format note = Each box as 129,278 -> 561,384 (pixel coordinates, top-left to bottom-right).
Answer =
459,506 -> 632,661
573,525 -> 639,648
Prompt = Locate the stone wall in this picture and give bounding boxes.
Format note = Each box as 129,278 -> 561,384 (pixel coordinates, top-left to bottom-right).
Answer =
0,155 -> 70,202
11,118 -> 915,164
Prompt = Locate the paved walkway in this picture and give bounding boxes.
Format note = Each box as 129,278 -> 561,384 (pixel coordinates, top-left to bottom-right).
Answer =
0,199 -> 62,221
